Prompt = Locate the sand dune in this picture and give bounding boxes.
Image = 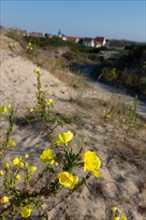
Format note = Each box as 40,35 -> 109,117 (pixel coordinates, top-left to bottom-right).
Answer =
0,34 -> 146,220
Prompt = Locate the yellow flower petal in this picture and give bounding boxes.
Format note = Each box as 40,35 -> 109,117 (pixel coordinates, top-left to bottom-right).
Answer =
4,162 -> 10,169
21,205 -> 33,218
12,157 -> 22,166
9,139 -> 16,147
0,106 -> 7,114
58,171 -> 78,189
56,131 -> 73,145
16,174 -> 21,180
121,216 -> 127,220
1,196 -> 9,203
40,149 -> 55,165
7,104 -> 11,109
34,68 -> 40,74
25,153 -> 29,158
29,166 -> 37,172
83,151 -> 101,178
46,99 -> 53,105
0,170 -> 4,175
111,206 -> 117,212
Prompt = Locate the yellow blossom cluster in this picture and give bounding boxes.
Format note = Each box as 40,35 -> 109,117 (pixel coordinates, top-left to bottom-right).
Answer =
111,206 -> 127,220
40,131 -> 101,192
26,42 -> 33,52
101,110 -> 111,120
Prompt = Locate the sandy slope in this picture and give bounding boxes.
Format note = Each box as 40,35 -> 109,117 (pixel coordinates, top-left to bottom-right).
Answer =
0,35 -> 146,220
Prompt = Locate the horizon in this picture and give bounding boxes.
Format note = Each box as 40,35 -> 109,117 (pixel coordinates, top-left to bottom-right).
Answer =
1,0 -> 146,42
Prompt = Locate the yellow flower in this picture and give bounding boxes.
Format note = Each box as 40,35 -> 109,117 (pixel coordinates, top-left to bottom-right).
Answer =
112,217 -> 120,220
121,216 -> 127,220
106,114 -> 111,119
0,105 -> 7,114
25,153 -> 29,158
21,205 -> 33,218
29,166 -> 37,172
40,149 -> 55,165
111,206 -> 117,212
12,157 -> 22,166
9,139 -> 16,147
55,131 -> 73,145
58,172 -> 78,189
55,162 -> 59,166
28,42 -> 32,46
0,170 -> 4,175
83,151 -> 101,178
129,101 -> 133,109
24,162 -> 29,168
1,196 -> 9,203
34,68 -> 40,74
7,104 -> 11,109
19,162 -> 24,167
16,174 -> 21,180
30,107 -> 34,113
46,99 -> 53,105
4,162 -> 10,169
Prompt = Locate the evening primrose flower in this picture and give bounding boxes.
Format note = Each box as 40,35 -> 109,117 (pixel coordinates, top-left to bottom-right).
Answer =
58,171 -> 78,189
29,166 -> 37,172
121,216 -> 127,220
101,111 -> 111,119
106,114 -> 111,119
40,149 -> 55,165
9,139 -> 16,147
16,174 -> 21,180
46,99 -> 53,105
111,206 -> 117,212
4,162 -> 10,169
1,196 -> 9,203
55,131 -> 73,145
12,157 -> 22,166
34,68 -> 40,74
112,217 -> 120,220
25,153 -> 29,158
21,205 -> 33,218
7,104 -> 11,109
24,162 -> 29,168
30,107 -> 34,113
83,151 -> 101,178
0,105 -> 7,114
0,170 -> 4,176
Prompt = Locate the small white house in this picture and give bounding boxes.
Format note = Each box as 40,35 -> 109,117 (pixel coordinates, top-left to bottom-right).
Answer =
94,37 -> 107,47
79,37 -> 95,47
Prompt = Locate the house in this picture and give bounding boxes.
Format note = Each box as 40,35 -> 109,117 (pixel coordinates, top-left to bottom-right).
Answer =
66,36 -> 79,43
29,32 -> 45,37
94,37 -> 106,48
78,37 -> 95,47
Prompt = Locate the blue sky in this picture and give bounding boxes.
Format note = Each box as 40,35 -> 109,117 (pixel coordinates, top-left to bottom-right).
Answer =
1,0 -> 146,42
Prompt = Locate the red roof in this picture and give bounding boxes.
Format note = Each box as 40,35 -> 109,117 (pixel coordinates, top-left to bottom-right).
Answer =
66,37 -> 78,42
94,37 -> 105,43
